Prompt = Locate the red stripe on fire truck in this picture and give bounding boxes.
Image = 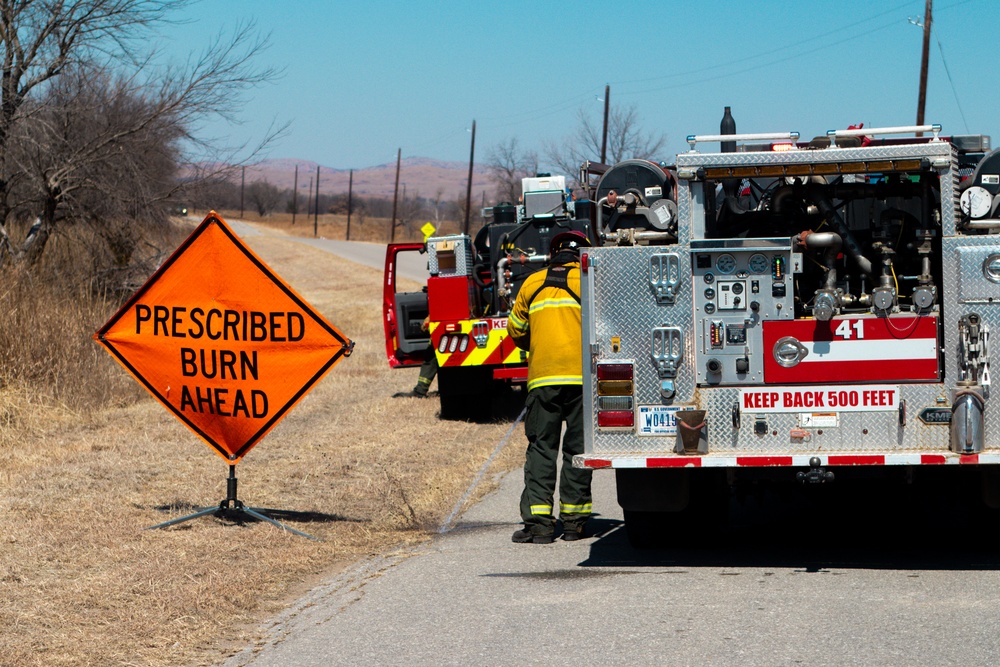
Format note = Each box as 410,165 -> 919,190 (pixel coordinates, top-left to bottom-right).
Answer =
762,315 -> 939,383
575,453 -> 1000,469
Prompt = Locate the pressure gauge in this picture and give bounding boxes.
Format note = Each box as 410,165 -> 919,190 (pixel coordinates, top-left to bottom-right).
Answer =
716,253 -> 737,274
748,253 -> 769,274
960,186 -> 993,219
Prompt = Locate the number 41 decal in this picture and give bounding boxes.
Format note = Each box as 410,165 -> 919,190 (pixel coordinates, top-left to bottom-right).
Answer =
835,319 -> 865,339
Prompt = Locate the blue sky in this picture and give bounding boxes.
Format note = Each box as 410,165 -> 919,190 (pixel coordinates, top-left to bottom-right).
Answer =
158,0 -> 998,171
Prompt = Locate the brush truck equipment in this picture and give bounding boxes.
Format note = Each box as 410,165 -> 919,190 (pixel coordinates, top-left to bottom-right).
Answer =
574,114 -> 1000,547
384,174 -> 592,420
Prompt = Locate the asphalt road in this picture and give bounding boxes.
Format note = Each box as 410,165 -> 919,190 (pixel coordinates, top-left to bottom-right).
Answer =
222,460 -> 1000,667
220,225 -> 1000,666
227,220 -> 429,284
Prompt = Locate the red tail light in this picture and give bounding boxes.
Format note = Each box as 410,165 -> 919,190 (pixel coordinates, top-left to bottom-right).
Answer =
596,362 -> 634,430
597,363 -> 633,380
598,411 -> 634,428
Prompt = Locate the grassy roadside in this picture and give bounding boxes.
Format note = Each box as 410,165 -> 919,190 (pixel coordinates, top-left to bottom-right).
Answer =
0,222 -> 524,666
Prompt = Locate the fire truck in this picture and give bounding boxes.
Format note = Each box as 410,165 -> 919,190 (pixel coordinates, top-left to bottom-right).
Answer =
383,174 -> 592,420
575,116 -> 1000,547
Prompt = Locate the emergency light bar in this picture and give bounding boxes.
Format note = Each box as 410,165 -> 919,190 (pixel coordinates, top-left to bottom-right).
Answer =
687,132 -> 799,152
702,158 -> 924,181
827,124 -> 942,145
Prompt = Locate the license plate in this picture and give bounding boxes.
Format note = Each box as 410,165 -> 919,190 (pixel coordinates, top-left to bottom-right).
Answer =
637,405 -> 685,436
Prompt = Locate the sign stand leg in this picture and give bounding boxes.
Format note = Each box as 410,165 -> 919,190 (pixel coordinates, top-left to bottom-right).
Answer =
146,465 -> 319,541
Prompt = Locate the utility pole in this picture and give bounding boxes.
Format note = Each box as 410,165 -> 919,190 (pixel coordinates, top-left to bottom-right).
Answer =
313,164 -> 320,238
240,166 -> 245,218
464,119 -> 476,235
601,84 -> 610,165
346,169 -> 353,241
291,164 -> 299,225
390,148 -> 401,242
916,0 -> 933,132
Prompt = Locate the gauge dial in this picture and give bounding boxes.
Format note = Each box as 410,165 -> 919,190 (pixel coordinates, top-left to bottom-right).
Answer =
748,253 -> 769,274
961,186 -> 993,219
716,253 -> 737,274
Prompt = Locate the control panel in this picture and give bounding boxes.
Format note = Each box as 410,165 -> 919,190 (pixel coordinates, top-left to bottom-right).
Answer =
690,238 -> 795,385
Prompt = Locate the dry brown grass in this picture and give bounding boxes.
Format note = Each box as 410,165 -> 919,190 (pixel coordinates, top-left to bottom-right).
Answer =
0,219 -> 182,412
0,223 -> 524,666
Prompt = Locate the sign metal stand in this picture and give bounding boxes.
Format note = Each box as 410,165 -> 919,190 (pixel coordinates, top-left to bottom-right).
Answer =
94,214 -> 353,542
147,464 -> 319,541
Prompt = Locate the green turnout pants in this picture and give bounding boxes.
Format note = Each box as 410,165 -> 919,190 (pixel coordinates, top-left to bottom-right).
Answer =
415,348 -> 438,395
519,385 -> 593,534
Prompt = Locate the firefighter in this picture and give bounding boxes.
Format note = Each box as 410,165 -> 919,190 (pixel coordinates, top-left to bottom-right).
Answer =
394,316 -> 438,398
507,230 -> 592,544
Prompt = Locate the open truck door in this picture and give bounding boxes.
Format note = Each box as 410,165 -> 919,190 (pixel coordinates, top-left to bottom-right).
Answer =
383,175 -> 591,421
383,242 -> 429,368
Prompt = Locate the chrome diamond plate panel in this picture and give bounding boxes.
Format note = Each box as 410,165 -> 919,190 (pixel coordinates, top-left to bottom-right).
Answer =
427,235 -> 472,276
584,141 -> 1000,459
941,147 -> 960,237
943,234 -> 1000,448
584,245 -> 695,458
586,244 -> 696,400
675,141 -> 954,168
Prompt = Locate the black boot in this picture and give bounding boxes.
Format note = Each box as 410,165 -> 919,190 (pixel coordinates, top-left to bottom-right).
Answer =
392,387 -> 428,398
511,528 -> 554,544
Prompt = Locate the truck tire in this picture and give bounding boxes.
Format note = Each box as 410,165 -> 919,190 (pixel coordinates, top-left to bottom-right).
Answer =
437,366 -> 493,421
619,469 -> 730,549
622,510 -> 672,549
622,504 -> 727,550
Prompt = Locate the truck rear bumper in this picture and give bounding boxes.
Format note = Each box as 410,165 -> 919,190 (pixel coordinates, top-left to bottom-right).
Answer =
575,452 -> 1000,469
492,366 -> 527,381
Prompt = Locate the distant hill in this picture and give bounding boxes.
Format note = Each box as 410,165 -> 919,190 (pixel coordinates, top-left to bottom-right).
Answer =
235,157 -> 493,201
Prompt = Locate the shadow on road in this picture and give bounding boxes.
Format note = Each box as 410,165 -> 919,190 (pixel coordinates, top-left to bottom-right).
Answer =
580,480 -> 1000,571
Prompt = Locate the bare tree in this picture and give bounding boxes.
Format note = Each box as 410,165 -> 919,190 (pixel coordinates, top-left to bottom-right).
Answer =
448,190 -> 487,232
397,190 -> 425,237
0,0 -> 281,267
187,176 -> 240,213
8,64 -> 184,265
354,198 -> 366,226
365,196 -> 393,219
430,187 -> 445,224
546,104 -> 667,192
246,180 -> 282,217
485,137 -> 537,204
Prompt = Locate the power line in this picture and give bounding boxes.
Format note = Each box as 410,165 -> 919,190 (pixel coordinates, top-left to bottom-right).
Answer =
911,0 -> 973,133
479,88 -> 598,127
936,36 -> 970,132
409,0 -> 984,154
409,126 -> 468,153
475,3 -> 921,132
618,20 -> 901,99
613,0 -> 915,88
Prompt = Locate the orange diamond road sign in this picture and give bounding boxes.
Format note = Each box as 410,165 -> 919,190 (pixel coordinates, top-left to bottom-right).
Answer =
94,213 -> 353,463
